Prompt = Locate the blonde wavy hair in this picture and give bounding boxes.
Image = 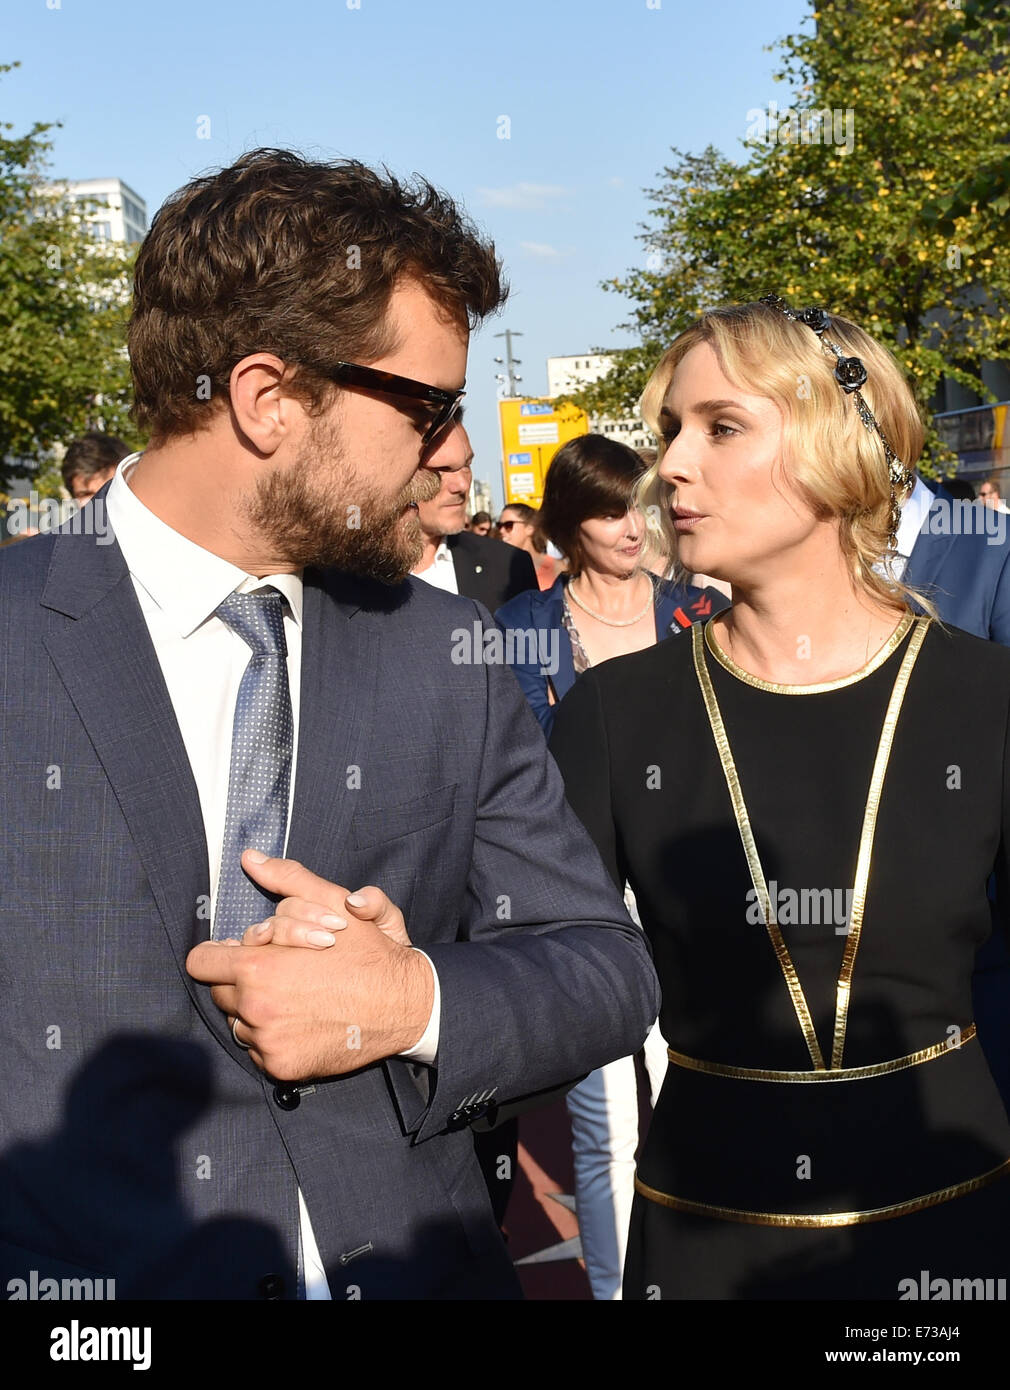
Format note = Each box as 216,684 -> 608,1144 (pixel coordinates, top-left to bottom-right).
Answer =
635,300 -> 932,616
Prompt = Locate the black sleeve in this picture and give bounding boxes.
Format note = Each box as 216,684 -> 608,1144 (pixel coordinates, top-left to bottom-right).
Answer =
503,548 -> 538,603
548,669 -> 625,892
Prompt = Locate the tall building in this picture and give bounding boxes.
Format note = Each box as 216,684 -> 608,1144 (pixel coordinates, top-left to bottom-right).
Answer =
47,177 -> 148,245
468,477 -> 493,518
546,353 -> 654,451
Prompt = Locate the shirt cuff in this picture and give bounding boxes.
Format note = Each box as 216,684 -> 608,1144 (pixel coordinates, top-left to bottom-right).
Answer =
397,948 -> 440,1064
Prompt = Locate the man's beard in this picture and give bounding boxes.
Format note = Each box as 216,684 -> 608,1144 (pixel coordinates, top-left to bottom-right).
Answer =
242,423 -> 440,584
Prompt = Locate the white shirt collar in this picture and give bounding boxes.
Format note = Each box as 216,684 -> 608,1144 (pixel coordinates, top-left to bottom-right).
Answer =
411,537 -> 452,575
894,474 -> 935,558
105,453 -> 304,638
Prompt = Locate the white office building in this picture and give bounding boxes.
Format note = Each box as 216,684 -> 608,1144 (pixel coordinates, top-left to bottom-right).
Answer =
46,177 -> 148,245
546,353 -> 654,451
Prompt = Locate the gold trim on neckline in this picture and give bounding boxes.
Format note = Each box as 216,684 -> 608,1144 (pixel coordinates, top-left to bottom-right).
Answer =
704,611 -> 916,694
634,1154 -> 1010,1228
666,1025 -> 976,1082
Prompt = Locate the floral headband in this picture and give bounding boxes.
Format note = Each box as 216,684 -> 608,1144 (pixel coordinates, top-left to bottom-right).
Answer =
758,293 -> 913,550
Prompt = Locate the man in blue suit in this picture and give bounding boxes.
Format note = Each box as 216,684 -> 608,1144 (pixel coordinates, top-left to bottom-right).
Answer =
900,472 -> 1010,1109
0,149 -> 659,1299
902,474 -> 1010,643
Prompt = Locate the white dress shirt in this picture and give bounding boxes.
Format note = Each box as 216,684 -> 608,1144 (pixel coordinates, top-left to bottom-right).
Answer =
105,455 -> 439,1298
880,474 -> 935,582
411,538 -> 458,593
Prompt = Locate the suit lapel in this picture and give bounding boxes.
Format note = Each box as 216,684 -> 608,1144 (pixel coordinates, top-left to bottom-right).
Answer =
40,539 -> 387,1067
38,528 -> 248,1060
288,571 -> 430,1131
541,588 -> 576,701
446,533 -> 478,600
283,570 -> 381,881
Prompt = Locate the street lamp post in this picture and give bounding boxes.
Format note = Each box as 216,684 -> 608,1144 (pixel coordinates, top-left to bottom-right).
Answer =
493,329 -> 523,398
494,329 -> 525,512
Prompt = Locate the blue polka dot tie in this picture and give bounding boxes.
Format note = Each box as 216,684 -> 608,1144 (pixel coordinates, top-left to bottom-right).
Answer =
212,587 -> 294,941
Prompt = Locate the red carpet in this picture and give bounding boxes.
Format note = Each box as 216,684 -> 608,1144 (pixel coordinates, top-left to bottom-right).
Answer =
507,1097 -> 591,1299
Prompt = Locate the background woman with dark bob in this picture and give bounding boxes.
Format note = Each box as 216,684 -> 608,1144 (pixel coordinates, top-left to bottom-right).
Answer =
548,296 -> 1010,1299
494,433 -> 727,738
495,433 -> 727,1299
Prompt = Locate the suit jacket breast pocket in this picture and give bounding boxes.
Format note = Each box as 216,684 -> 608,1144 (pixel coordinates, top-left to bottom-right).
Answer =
350,782 -> 459,851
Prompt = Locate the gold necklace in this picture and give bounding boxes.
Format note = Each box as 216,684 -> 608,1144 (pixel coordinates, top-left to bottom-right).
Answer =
706,612 -> 917,695
567,572 -> 654,628
718,612 -> 899,688
692,614 -> 930,1069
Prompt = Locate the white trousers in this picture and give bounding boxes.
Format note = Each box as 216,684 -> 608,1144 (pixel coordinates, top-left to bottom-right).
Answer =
566,1018 -> 667,1300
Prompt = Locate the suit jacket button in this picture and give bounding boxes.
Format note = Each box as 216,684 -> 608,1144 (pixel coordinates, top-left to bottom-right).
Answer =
258,1273 -> 285,1300
273,1084 -> 301,1111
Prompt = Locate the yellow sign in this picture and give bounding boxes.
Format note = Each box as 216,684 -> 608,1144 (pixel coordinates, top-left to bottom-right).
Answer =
499,398 -> 588,508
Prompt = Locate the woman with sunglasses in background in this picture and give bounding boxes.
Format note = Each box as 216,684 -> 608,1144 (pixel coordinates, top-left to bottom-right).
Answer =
496,503 -> 562,591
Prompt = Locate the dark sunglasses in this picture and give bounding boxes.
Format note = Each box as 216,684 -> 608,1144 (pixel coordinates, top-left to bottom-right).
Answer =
497,519 -> 518,531
315,360 -> 466,446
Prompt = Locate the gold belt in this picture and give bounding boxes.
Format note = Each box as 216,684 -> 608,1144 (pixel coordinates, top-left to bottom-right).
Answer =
634,1155 -> 1010,1228
666,1024 -> 977,1082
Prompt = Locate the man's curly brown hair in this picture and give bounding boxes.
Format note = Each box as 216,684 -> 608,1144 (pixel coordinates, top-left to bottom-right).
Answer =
128,148 -> 507,441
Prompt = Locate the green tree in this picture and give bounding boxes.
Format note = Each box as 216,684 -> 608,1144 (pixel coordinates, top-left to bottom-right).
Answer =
575,0 -> 1010,473
0,60 -> 141,490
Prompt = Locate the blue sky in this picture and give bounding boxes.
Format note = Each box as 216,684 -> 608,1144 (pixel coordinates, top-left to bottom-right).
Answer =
4,0 -> 810,508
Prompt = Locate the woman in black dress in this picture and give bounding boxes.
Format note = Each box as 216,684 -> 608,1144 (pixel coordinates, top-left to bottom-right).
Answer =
549,296 -> 1010,1299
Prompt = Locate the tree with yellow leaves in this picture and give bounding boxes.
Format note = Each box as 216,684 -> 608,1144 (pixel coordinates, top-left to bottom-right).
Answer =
576,0 -> 1010,472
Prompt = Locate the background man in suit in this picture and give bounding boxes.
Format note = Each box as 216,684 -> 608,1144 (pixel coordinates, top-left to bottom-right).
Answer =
0,148 -> 659,1300
407,410 -> 534,1222
900,473 -> 1010,643
896,472 -> 1010,1109
61,431 -> 129,504
411,411 -> 537,609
